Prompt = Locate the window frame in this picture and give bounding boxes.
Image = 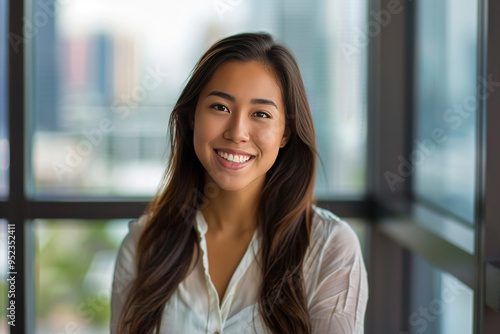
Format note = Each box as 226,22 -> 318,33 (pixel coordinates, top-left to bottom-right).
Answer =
367,0 -> 500,333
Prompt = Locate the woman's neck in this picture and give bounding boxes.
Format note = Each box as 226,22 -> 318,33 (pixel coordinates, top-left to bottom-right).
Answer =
200,176 -> 262,239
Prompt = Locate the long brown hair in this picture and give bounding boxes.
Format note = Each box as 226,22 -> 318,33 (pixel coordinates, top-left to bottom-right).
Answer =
118,32 -> 318,334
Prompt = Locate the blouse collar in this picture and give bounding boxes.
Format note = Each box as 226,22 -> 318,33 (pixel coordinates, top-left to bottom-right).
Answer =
195,209 -> 261,240
195,209 -> 209,236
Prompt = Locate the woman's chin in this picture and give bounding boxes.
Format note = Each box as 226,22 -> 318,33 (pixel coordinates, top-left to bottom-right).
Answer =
212,180 -> 247,193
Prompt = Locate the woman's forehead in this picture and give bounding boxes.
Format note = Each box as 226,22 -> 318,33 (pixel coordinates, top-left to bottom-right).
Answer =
200,61 -> 284,108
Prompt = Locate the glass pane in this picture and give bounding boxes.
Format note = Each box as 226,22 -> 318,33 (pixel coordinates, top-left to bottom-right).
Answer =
0,0 -> 8,198
33,219 -> 129,334
0,221 -> 8,333
30,0 -> 367,198
284,1 -> 368,197
404,253 -> 473,334
413,0 -> 478,223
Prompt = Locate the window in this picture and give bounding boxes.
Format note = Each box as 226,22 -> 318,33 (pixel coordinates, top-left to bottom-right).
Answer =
30,0 -> 367,198
369,0 -> 500,332
414,0 -> 478,224
407,253 -> 474,334
410,1 -> 478,322
33,219 -> 128,333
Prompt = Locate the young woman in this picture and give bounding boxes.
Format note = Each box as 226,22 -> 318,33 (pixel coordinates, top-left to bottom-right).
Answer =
111,32 -> 368,334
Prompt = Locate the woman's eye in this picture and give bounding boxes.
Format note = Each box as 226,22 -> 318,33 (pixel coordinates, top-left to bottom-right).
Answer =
254,111 -> 271,118
211,104 -> 229,112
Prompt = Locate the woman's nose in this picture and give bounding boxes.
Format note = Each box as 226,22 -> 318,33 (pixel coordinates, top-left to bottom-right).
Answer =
223,112 -> 250,143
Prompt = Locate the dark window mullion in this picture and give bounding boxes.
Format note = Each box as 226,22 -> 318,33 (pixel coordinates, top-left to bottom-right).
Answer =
366,1 -> 414,332
480,0 -> 500,332
26,201 -> 149,219
473,0 -> 488,332
8,0 -> 26,332
21,200 -> 372,220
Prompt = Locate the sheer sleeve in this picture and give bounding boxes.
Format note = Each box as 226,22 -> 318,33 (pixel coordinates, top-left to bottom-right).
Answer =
308,220 -> 368,334
110,219 -> 142,334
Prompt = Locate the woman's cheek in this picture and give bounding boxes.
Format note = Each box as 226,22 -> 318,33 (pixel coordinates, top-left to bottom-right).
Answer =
194,116 -> 215,144
259,125 -> 284,148
259,125 -> 275,141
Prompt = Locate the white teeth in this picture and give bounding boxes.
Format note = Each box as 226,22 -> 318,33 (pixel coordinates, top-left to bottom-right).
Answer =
217,150 -> 252,163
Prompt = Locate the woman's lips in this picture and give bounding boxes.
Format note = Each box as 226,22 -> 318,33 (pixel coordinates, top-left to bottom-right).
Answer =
213,149 -> 255,170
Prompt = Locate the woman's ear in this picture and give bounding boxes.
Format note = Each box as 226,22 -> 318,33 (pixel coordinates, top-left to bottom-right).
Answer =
280,127 -> 291,148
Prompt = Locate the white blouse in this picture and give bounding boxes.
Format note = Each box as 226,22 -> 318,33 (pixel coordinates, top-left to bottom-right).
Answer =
110,205 -> 368,333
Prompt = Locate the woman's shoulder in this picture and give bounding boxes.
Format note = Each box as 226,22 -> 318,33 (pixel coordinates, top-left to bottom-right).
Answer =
309,204 -> 363,260
305,206 -> 368,331
129,214 -> 148,232
310,204 -> 357,238
119,214 -> 149,251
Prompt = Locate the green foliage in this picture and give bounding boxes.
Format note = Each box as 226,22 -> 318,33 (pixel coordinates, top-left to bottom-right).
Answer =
36,220 -> 124,332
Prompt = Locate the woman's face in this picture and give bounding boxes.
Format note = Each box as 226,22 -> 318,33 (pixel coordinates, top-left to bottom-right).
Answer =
193,61 -> 289,193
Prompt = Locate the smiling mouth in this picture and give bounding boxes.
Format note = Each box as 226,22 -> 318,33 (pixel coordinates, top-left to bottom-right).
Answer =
214,149 -> 256,163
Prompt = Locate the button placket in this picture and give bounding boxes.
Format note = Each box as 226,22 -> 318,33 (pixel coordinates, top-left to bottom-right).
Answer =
205,270 -> 222,334
197,211 -> 223,334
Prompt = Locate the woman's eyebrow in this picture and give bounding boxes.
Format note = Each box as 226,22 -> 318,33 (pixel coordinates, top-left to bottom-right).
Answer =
208,90 -> 235,101
251,98 -> 278,110
207,91 -> 278,110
